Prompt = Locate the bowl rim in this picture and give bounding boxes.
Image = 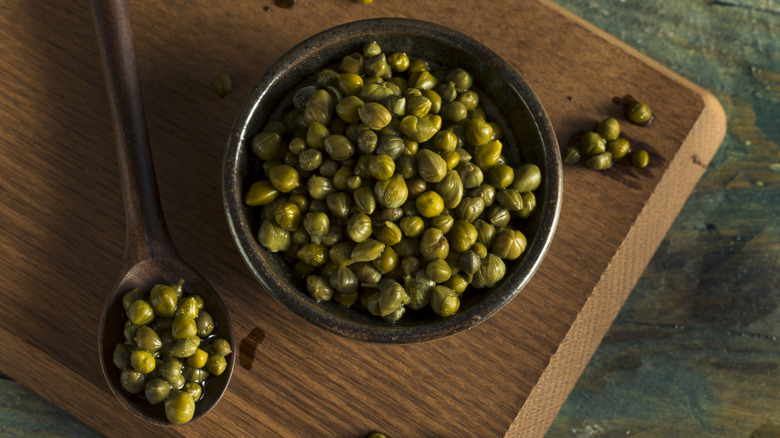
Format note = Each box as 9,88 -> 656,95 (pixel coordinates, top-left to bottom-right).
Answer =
223,18 -> 562,344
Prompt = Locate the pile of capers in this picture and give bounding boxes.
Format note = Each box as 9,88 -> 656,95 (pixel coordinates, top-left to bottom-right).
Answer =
245,41 -> 542,322
562,111 -> 652,171
112,280 -> 232,425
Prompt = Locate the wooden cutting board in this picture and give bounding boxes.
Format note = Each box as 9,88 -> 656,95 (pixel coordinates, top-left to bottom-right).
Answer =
0,0 -> 725,436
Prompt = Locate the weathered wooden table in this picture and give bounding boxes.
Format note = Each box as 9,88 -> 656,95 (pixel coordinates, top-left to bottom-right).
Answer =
1,0 -> 776,437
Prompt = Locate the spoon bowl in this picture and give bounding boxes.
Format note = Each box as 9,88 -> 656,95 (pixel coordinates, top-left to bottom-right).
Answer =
98,257 -> 235,426
91,0 -> 234,425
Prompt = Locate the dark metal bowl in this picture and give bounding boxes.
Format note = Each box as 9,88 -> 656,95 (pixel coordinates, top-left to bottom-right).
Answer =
223,18 -> 561,343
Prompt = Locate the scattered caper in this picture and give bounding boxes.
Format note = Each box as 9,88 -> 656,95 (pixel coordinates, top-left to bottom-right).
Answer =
632,149 -> 650,168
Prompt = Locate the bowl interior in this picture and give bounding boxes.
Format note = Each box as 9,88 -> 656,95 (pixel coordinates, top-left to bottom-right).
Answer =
224,18 -> 561,343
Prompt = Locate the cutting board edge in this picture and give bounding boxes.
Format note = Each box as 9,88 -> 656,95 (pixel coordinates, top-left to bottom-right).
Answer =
502,6 -> 727,430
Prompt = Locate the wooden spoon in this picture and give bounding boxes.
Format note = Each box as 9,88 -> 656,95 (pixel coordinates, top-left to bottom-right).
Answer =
91,0 -> 234,426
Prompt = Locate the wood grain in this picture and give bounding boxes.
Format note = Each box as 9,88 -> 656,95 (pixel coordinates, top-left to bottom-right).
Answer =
0,0 -> 725,437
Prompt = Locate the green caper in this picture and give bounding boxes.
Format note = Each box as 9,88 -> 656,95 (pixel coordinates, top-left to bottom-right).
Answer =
165,390 -> 195,425
145,378 -> 172,405
420,228 -> 449,261
329,264 -> 360,296
376,134 -> 405,160
445,274 -> 469,294
257,219 -> 292,252
326,192 -> 352,218
387,52 -> 410,72
457,162 -> 484,189
122,288 -> 144,312
448,220 -> 478,253
245,180 -> 279,207
274,202 -> 302,232
486,205 -> 511,228
337,72 -> 364,97
113,343 -> 132,369
512,164 -> 542,193
351,239 -> 386,263
120,369 -> 147,394
127,299 -> 155,326
306,275 -> 335,301
492,228 -> 527,260
487,164 -> 514,189
374,279 -> 406,316
176,295 -> 202,319
596,117 -> 621,141
251,131 -> 283,161
369,154 -> 395,180
130,349 -> 156,374
446,68 -> 473,92
495,188 -> 524,211
417,149 -> 448,183
400,216 -> 425,238
607,138 -> 631,159
365,53 -> 392,79
580,131 -> 607,156
426,259 -> 452,283
465,118 -> 493,147
347,212 -> 373,243
375,221 -> 403,246
406,94 -> 432,117
335,95 -> 365,124
171,314 -> 198,340
357,102 -> 392,131
408,70 -> 438,90
586,151 -> 613,171
454,196 -> 485,223
297,243 -> 328,267
627,101 -> 653,125
374,174 -> 408,208
457,90 -> 480,110
421,89 -> 442,114
304,89 -> 335,126
183,382 -> 202,401
518,191 -> 536,219
374,245 -> 399,274
415,191 -> 445,218
440,100 -> 468,123
399,114 -> 441,143
460,250 -> 482,276
150,284 -> 178,318
429,214 -> 454,234
353,185 -> 377,215
213,73 -> 231,97
430,285 -> 460,316
205,354 -> 227,376
471,253 -> 506,289
562,146 -> 582,164
341,52 -> 365,74
268,164 -> 300,193
134,326 -> 162,353
632,149 -> 650,168
195,311 -> 215,337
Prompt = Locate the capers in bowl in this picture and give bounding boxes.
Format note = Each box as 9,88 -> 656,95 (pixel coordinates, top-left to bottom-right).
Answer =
239,40 -> 544,324
224,19 -> 561,343
112,280 -> 232,425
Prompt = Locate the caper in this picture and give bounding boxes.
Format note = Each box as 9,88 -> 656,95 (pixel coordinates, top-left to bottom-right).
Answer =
487,164 -> 514,189
373,245 -> 399,274
627,101 -> 653,125
406,94 -> 432,117
374,174 -> 408,208
495,188 -> 524,211
465,118 -> 493,146
369,154 -> 395,180
492,228 -> 527,260
454,196 -> 485,223
586,151 -> 613,171
512,164 -> 542,193
400,216 -> 425,238
518,191 -> 536,219
134,326 -> 162,353
420,228 -> 449,260
607,138 -> 631,159
347,212 -> 373,243
473,140 -> 502,170
416,191 -> 445,218
120,369 -> 147,394
306,275 -> 334,301
351,239 -> 386,263
251,131 -> 283,160
407,70 -> 438,90
257,219 -> 291,252
150,284 -> 178,318
435,170 -> 464,209
632,149 -> 650,168
429,214 -> 454,234
580,131 -> 607,156
417,149 -> 448,183
165,390 -> 195,425
431,285 -> 459,316
399,114 -> 441,143
375,221 -> 403,246
596,117 -> 621,141
457,162 -> 484,189
471,253 -> 506,289
127,299 -> 155,326
561,146 -> 582,164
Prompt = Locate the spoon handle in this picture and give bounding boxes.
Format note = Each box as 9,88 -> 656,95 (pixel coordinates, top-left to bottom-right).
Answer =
91,0 -> 176,267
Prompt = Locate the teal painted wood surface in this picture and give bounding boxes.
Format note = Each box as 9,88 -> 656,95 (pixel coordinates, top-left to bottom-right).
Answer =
0,0 -> 776,437
546,0 -> 780,437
